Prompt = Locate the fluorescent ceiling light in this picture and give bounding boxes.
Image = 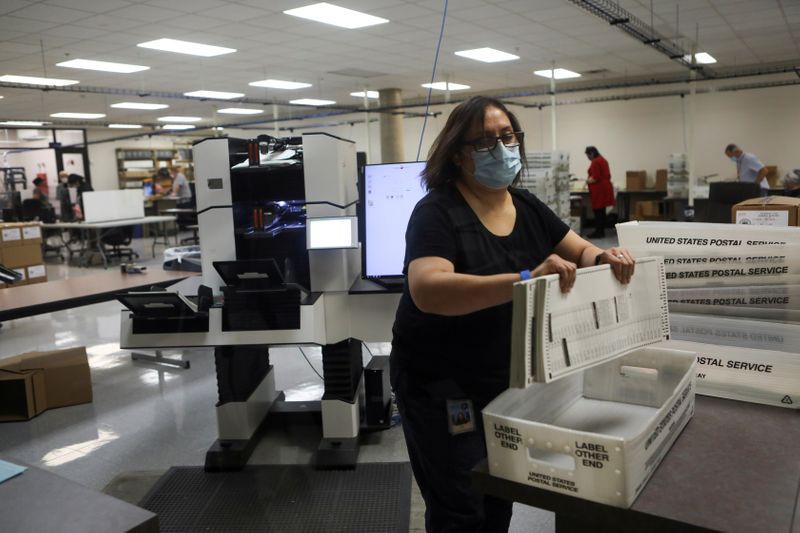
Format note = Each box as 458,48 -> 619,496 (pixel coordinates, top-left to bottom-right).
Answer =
184,90 -> 244,100
249,79 -> 312,89
157,116 -> 202,122
111,102 -> 169,110
108,123 -> 143,129
284,2 -> 388,29
217,107 -> 263,115
0,120 -> 47,126
162,124 -> 195,130
56,59 -> 149,73
0,74 -> 79,86
534,68 -> 581,80
421,82 -> 470,91
350,90 -> 379,99
684,52 -> 717,64
50,112 -> 106,119
455,47 -> 519,63
137,38 -> 236,57
289,98 -> 336,106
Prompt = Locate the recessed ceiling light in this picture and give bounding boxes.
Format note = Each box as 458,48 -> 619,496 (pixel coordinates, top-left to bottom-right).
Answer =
421,82 -> 470,91
137,38 -> 236,57
111,102 -> 169,110
50,112 -> 106,119
184,90 -> 245,100
284,2 -> 389,29
0,120 -> 47,126
0,75 -> 79,86
684,52 -> 717,64
108,124 -> 143,129
534,68 -> 581,80
157,116 -> 202,122
289,98 -> 336,106
162,124 -> 196,130
217,107 -> 264,115
56,59 -> 149,73
249,79 -> 312,89
454,47 -> 519,63
350,90 -> 379,99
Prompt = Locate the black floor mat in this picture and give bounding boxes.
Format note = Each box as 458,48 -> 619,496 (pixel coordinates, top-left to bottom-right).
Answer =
140,463 -> 412,533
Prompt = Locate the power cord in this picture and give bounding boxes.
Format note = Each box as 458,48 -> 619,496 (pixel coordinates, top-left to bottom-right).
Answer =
416,0 -> 449,162
298,346 -> 324,380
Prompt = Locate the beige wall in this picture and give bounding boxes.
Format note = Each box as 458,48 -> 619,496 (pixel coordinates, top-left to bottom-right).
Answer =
83,83 -> 800,191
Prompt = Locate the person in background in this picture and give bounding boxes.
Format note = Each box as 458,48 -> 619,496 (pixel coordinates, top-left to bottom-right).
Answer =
154,167 -> 170,195
585,145 -> 615,238
390,96 -> 635,533
32,176 -> 49,200
56,171 -> 72,220
67,173 -> 93,220
783,169 -> 800,198
170,166 -> 192,206
724,144 -> 769,196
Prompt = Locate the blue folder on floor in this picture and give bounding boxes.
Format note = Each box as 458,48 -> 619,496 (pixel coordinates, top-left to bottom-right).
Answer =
0,459 -> 26,484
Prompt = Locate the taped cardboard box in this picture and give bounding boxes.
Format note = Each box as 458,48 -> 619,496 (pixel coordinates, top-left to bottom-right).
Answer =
1,224 -> 23,248
21,222 -> 42,245
654,169 -> 667,191
633,200 -> 661,220
0,347 -> 92,421
732,196 -> 800,227
26,264 -> 47,285
483,257 -> 696,507
2,243 -> 43,269
626,171 -> 647,191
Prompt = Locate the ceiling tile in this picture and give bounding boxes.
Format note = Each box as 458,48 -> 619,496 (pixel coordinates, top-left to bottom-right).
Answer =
11,3 -> 92,23
44,0 -> 131,13
0,15 -> 60,33
198,4 -> 269,22
73,14 -> 146,31
106,4 -> 183,22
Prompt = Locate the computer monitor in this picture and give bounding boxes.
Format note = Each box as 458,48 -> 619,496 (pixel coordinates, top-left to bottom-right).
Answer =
359,161 -> 428,281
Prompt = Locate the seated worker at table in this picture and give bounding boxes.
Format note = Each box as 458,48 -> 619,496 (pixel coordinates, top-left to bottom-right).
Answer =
170,166 -> 192,206
153,168 -> 171,195
585,145 -> 615,239
783,169 -> 800,197
390,95 -> 635,533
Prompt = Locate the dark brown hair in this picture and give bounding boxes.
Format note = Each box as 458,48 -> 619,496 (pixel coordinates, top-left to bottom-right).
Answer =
421,96 -> 526,190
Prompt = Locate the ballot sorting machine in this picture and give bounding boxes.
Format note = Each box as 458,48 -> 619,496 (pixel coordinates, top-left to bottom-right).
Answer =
119,133 -> 401,469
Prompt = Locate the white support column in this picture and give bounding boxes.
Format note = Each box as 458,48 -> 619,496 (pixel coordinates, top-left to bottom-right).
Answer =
272,103 -> 279,136
550,65 -> 557,150
363,90 -> 372,163
687,60 -> 697,208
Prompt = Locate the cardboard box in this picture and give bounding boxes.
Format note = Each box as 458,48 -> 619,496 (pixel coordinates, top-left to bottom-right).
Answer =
655,169 -> 668,191
732,196 -> 800,227
765,165 -> 779,188
484,257 -> 696,507
2,243 -> 43,269
1,224 -> 23,248
626,171 -> 647,191
21,223 -> 42,245
633,200 -> 661,220
11,267 -> 27,286
26,264 -> 47,284
0,347 -> 92,421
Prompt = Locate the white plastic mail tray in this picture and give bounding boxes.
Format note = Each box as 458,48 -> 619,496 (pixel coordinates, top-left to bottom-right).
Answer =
483,257 -> 697,508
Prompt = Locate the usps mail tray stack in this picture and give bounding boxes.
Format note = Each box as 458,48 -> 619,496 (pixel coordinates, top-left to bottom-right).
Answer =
483,257 -> 697,508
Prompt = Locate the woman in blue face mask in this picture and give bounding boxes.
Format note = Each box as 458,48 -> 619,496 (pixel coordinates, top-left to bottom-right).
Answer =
390,95 -> 635,533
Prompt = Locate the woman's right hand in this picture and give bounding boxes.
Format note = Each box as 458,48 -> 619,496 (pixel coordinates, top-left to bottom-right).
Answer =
531,254 -> 577,293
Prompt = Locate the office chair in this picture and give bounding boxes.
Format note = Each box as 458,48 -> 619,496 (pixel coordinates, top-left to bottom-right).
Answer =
100,225 -> 138,262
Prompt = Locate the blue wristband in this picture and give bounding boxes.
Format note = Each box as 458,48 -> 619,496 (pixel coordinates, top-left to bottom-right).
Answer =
519,269 -> 532,281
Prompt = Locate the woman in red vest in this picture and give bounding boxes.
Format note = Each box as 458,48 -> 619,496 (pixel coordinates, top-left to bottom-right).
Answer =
585,146 -> 615,238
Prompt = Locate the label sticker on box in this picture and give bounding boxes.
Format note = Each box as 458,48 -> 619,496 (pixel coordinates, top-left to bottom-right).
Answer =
2,228 -> 22,242
13,268 -> 26,280
447,399 -> 475,435
22,226 -> 42,239
736,210 -> 789,227
27,264 -> 46,279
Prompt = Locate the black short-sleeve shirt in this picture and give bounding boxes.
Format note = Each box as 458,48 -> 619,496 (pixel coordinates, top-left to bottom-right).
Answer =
391,184 -> 570,395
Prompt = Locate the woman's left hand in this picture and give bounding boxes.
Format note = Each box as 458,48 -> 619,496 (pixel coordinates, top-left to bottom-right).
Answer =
597,247 -> 634,284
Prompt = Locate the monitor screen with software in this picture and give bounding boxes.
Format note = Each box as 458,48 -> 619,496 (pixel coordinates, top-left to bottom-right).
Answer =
360,161 -> 428,280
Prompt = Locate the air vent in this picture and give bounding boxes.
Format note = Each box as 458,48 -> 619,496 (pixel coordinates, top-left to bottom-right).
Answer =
327,68 -> 386,78
583,69 -> 611,75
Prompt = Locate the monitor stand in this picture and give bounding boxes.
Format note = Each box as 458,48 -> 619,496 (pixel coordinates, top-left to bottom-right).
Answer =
370,277 -> 405,290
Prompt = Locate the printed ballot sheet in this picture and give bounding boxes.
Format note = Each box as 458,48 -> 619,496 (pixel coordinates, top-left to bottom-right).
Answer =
510,256 -> 670,386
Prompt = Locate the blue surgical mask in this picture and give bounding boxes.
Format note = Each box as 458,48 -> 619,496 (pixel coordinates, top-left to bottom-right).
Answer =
471,143 -> 522,189
730,156 -> 738,162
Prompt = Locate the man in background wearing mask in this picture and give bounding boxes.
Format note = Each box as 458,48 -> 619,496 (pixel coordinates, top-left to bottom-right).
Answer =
56,170 -> 72,220
389,96 -> 635,533
783,169 -> 800,198
725,144 -> 769,196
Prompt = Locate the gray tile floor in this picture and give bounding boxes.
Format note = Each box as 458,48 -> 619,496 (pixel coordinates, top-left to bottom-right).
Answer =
0,231 -> 619,532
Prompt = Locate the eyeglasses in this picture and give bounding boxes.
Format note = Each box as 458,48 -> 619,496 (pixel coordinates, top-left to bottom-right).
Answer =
464,131 -> 524,152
